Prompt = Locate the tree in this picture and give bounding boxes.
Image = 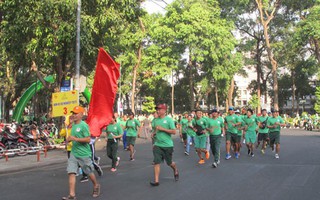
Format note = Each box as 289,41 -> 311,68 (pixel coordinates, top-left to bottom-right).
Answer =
315,86 -> 320,113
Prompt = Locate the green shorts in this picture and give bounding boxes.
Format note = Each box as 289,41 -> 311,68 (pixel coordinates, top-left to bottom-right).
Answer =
269,131 -> 280,145
126,136 -> 136,146
67,153 -> 94,175
226,132 -> 232,141
195,136 -> 207,149
245,131 -> 256,144
153,146 -> 174,165
230,133 -> 241,144
258,133 -> 269,142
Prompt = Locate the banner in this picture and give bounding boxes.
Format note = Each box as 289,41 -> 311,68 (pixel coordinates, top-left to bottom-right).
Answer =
52,90 -> 78,117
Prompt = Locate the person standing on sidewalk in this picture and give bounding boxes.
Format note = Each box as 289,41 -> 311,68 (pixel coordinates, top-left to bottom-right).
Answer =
150,103 -> 179,186
267,109 -> 285,159
62,106 -> 100,200
106,115 -> 123,172
207,109 -> 224,168
125,111 -> 140,161
192,110 -> 210,164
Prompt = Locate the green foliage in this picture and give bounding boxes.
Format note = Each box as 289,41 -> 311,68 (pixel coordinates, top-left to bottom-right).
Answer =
315,86 -> 320,113
248,94 -> 260,110
141,96 -> 156,114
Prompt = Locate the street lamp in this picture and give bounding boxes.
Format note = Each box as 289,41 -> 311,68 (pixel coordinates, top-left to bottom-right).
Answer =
0,86 -> 4,120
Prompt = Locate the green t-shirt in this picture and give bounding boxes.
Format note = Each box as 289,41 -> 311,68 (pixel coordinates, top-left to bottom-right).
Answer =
225,114 -> 241,134
105,123 -> 123,140
119,119 -> 126,130
180,118 -> 188,134
154,116 -> 176,147
236,116 -> 245,135
125,119 -> 141,137
207,117 -> 224,136
267,116 -> 285,132
257,116 -> 269,134
192,117 -> 208,138
71,121 -> 91,158
244,115 -> 258,133
186,121 -> 196,137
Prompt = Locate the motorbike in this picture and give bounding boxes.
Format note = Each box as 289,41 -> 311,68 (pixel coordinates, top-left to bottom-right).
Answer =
1,127 -> 29,156
304,119 -> 313,131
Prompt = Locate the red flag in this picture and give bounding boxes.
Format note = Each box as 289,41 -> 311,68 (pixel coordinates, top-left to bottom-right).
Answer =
86,48 -> 120,137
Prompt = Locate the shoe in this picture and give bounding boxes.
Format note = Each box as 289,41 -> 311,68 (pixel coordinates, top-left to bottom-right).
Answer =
130,158 -> 135,161
111,168 -> 117,172
275,154 -> 279,159
261,149 -> 265,154
92,184 -> 100,198
116,157 -> 120,167
235,152 -> 239,159
198,159 -> 205,164
250,152 -> 254,157
62,195 -> 77,200
174,170 -> 179,181
205,151 -> 210,160
184,151 -> 189,156
150,181 -> 160,186
217,160 -> 220,165
80,176 -> 88,183
225,154 -> 231,160
96,165 -> 103,176
212,162 -> 218,168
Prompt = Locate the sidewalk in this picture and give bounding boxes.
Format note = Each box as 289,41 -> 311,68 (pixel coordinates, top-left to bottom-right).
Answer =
0,136 -> 156,175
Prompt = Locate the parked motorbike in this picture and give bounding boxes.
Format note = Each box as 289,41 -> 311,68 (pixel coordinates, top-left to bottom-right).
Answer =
1,127 -> 29,156
304,119 -> 313,131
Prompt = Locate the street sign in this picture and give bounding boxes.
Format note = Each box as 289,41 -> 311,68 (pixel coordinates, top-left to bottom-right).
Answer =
52,90 -> 79,117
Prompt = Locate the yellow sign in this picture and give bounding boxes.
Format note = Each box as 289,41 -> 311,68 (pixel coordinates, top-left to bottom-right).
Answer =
52,90 -> 79,117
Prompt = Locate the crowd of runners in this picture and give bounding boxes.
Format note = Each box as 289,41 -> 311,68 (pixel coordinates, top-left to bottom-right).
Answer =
61,104 -> 287,199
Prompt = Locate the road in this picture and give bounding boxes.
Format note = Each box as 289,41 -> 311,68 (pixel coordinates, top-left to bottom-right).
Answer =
1,129 -> 320,200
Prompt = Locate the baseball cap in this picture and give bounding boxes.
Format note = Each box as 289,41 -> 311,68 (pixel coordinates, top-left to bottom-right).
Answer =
155,104 -> 167,110
235,109 -> 240,114
71,106 -> 85,114
183,111 -> 188,115
228,107 -> 234,111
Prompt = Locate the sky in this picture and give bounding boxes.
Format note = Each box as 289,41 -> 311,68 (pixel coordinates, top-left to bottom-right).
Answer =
142,0 -> 173,14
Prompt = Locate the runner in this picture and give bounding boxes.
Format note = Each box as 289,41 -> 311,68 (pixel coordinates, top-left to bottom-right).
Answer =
185,114 -> 196,156
120,114 -> 128,150
267,109 -> 286,159
256,109 -> 269,154
180,112 -> 189,153
207,109 -> 225,168
105,115 -> 123,172
150,104 -> 179,186
62,106 -> 100,200
192,110 -> 210,164
125,111 -> 141,161
224,107 -> 241,159
243,108 -> 258,157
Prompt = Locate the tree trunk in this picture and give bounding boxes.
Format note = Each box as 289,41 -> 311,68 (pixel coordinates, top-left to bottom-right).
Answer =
188,56 -> 195,110
227,77 -> 234,107
131,17 -> 145,113
215,86 -> 219,109
255,0 -> 280,110
291,70 -> 295,114
256,40 -> 262,112
171,70 -> 174,115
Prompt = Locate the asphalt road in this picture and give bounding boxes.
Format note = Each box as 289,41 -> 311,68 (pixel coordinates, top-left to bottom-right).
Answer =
1,129 -> 320,200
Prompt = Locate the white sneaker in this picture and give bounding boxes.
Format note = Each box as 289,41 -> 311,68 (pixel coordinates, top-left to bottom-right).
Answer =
275,154 -> 279,159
